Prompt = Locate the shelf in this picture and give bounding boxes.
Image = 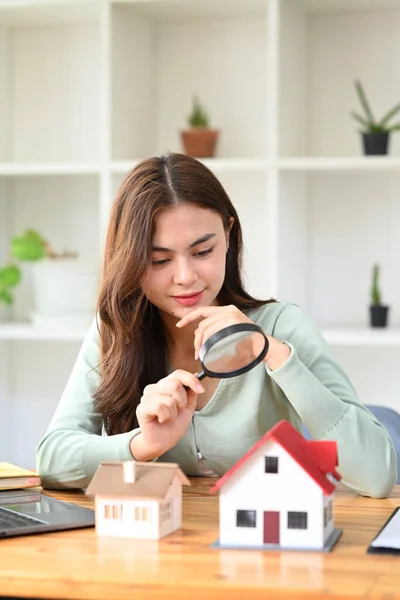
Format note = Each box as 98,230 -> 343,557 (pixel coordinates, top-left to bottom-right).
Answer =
278,157 -> 400,173
0,163 -> 101,177
321,327 -> 400,346
295,0 -> 400,12
14,157 -> 399,176
3,324 -> 400,345
0,323 -> 87,341
112,0 -> 267,18
111,158 -> 269,175
0,1 -> 99,25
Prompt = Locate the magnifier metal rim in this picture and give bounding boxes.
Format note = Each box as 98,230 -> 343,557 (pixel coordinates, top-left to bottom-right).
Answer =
199,322 -> 269,379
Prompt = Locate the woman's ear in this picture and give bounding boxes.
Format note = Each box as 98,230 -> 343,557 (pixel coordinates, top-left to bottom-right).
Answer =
226,217 -> 234,251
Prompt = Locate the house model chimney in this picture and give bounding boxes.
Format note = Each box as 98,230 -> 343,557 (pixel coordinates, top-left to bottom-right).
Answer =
123,461 -> 137,483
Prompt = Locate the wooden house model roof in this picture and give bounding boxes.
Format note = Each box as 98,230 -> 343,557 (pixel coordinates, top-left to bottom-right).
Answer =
86,461 -> 190,499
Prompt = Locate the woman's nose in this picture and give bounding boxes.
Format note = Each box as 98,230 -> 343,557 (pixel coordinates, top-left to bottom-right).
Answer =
173,259 -> 198,285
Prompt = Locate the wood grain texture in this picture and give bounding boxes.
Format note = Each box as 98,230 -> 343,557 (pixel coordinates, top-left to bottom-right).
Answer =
0,480 -> 399,600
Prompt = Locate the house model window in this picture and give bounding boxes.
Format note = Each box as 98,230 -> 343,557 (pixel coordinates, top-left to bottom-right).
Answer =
324,499 -> 333,527
236,510 -> 257,528
288,511 -> 308,530
264,456 -> 279,473
161,501 -> 172,523
134,506 -> 150,523
104,504 -> 122,520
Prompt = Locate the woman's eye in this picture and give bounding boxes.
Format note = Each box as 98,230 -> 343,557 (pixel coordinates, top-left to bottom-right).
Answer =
194,246 -> 215,258
151,258 -> 170,266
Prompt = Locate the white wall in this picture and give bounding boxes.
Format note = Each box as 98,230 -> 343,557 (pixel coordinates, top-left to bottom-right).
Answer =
330,345 -> 400,410
308,10 -> 400,157
111,7 -> 153,160
11,175 -> 100,320
307,172 -> 400,326
0,181 -> 11,460
7,340 -> 82,469
215,170 -> 269,300
0,27 -> 10,162
154,15 -> 267,158
279,0 -> 307,156
10,22 -> 100,162
277,172 -> 308,307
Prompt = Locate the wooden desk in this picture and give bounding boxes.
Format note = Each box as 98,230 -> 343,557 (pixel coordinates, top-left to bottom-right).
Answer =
0,481 -> 399,600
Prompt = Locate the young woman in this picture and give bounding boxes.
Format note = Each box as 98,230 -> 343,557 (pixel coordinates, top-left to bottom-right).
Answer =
36,153 -> 397,496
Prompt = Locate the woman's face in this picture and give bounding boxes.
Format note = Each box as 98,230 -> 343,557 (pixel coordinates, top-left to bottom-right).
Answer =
142,204 -> 231,320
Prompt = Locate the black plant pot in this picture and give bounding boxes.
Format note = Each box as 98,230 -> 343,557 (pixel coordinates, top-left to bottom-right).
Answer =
362,132 -> 389,156
369,304 -> 389,328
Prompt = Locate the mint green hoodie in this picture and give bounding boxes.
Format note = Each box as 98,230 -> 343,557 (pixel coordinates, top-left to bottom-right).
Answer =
36,302 -> 397,497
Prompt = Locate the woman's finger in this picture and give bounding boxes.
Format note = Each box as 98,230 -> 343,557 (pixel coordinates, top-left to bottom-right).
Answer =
165,370 -> 205,394
175,306 -> 223,328
156,379 -> 189,409
161,395 -> 178,421
137,396 -> 173,424
194,317 -> 232,358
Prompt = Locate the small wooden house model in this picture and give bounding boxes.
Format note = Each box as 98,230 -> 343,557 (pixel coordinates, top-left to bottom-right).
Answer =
211,420 -> 342,551
86,461 -> 190,539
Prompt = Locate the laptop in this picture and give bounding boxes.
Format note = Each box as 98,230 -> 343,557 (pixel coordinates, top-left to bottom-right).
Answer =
0,489 -> 95,539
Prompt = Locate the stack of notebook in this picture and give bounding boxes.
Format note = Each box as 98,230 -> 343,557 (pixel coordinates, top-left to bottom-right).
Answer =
0,462 -> 41,491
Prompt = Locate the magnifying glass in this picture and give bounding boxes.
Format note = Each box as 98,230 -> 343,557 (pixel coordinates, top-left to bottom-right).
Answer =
194,323 -> 269,381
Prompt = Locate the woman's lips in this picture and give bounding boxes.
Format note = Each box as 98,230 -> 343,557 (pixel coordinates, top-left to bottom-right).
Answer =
173,291 -> 204,306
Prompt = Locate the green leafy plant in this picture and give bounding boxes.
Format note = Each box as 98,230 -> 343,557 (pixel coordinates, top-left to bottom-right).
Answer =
351,80 -> 400,134
0,230 -> 48,305
370,264 -> 382,305
187,96 -> 210,128
0,229 -> 75,306
0,265 -> 21,305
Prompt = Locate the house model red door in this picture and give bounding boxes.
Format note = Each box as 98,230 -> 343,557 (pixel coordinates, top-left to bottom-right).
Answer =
263,511 -> 280,544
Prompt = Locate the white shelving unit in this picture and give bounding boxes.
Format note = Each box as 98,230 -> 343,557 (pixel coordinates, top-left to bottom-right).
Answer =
2,0 -> 400,467
0,323 -> 88,341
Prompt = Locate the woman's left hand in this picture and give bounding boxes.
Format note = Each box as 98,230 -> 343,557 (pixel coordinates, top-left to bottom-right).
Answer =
176,305 -> 291,370
176,305 -> 254,359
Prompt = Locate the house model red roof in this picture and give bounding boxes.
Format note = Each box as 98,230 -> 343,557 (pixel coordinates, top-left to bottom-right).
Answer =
211,420 -> 341,495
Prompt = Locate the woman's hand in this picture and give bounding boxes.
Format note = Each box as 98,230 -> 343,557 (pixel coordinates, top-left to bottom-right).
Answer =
176,305 -> 291,371
130,370 -> 204,461
176,305 -> 254,359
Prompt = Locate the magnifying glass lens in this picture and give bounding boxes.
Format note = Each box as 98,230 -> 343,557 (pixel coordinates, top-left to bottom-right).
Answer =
202,330 -> 267,376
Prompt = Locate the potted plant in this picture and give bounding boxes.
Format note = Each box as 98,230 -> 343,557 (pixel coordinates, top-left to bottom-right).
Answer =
0,229 -> 97,326
351,80 -> 400,155
369,264 -> 389,328
180,95 -> 219,158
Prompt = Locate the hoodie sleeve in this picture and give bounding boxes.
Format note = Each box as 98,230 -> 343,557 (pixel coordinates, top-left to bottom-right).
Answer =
263,304 -> 397,498
36,319 -> 140,489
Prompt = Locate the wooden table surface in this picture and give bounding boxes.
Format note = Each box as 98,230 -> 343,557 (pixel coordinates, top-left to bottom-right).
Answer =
0,480 -> 399,600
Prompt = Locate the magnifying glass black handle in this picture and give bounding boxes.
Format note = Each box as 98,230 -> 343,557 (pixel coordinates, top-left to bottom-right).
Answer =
194,371 -> 206,381
183,370 -> 206,392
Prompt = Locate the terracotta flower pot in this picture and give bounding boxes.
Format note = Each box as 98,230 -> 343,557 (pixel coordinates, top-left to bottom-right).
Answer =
180,128 -> 219,158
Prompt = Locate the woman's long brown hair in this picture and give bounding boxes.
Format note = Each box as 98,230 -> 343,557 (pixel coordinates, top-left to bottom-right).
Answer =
94,153 -> 273,434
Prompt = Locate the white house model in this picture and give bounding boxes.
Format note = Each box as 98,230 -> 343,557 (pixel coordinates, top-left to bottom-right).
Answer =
211,420 -> 342,552
86,461 -> 190,540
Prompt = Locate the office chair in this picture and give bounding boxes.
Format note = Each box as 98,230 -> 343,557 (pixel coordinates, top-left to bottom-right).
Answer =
365,404 -> 400,484
302,404 -> 400,484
